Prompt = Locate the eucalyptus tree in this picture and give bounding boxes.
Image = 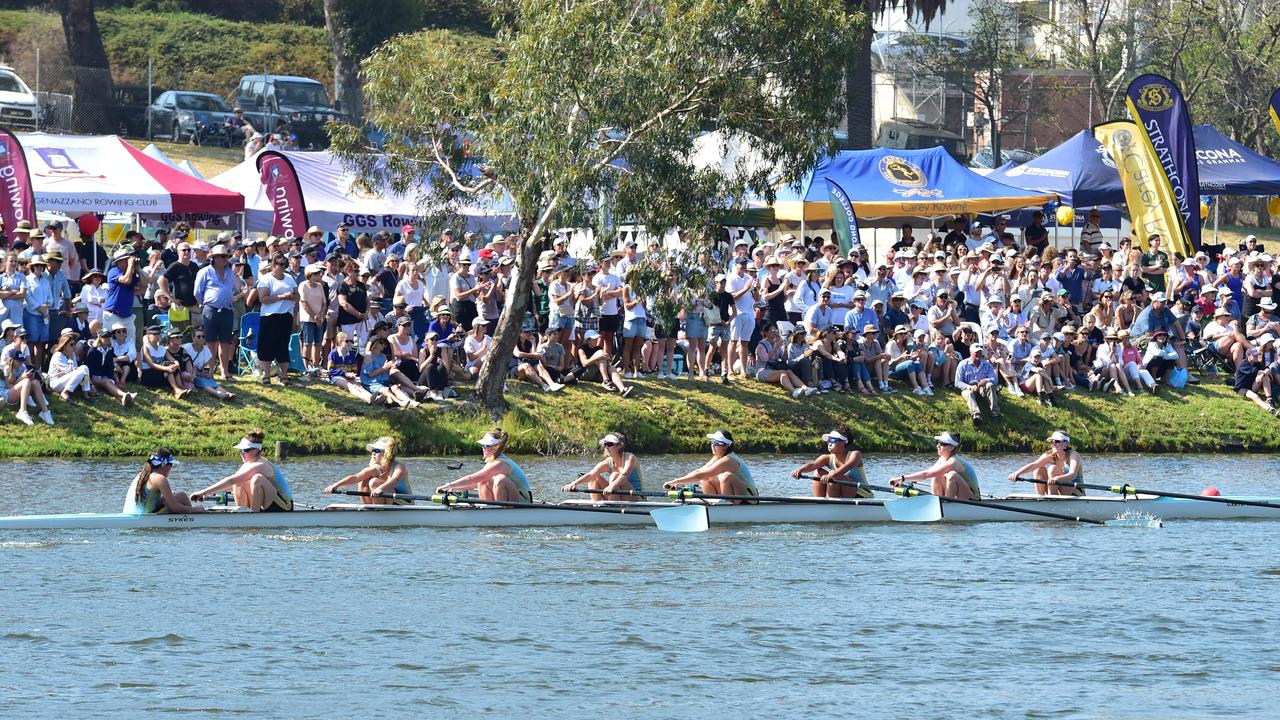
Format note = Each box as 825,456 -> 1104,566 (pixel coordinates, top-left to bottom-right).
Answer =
330,0 -> 863,415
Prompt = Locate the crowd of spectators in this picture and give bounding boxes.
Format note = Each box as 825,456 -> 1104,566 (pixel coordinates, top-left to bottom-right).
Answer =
3,208 -> 1280,428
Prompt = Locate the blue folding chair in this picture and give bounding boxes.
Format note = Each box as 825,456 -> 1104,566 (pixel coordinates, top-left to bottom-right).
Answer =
288,332 -> 303,371
237,311 -> 261,376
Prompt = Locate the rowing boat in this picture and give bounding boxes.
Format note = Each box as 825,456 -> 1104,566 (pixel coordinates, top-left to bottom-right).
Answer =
1,494 -> 1278,530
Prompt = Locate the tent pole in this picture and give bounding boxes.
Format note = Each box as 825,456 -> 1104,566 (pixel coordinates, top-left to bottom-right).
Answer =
1213,199 -> 1218,243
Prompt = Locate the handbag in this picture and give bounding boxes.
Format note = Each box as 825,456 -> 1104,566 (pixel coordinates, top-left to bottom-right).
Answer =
1168,366 -> 1188,388
703,304 -> 723,325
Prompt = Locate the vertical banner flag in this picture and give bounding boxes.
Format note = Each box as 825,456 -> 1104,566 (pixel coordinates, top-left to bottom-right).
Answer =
255,150 -> 308,240
1125,74 -> 1199,255
1269,88 -> 1280,138
825,178 -> 861,254
1094,120 -> 1185,253
0,127 -> 36,249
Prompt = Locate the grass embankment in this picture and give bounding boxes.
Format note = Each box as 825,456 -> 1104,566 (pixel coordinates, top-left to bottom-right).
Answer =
125,140 -> 243,179
1,374 -> 1275,459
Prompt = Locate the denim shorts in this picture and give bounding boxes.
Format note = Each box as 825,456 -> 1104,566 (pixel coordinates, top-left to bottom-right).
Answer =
623,317 -> 648,339
549,313 -> 575,332
23,310 -> 49,343
684,314 -> 708,339
301,321 -> 324,345
709,324 -> 729,342
891,359 -> 922,377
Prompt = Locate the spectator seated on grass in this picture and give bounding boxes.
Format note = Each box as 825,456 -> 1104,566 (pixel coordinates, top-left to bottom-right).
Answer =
574,329 -> 632,397
327,331 -> 376,405
46,329 -> 94,401
1,325 -> 53,426
183,329 -> 236,401
1234,343 -> 1279,417
139,325 -> 190,400
84,326 -> 135,407
754,323 -> 813,398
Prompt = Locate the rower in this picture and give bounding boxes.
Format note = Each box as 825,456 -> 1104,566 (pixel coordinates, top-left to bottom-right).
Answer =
125,448 -> 204,514
663,429 -> 757,503
790,426 -> 873,499
436,429 -> 532,502
562,432 -> 643,501
191,430 -> 294,511
323,436 -> 412,505
1007,430 -> 1085,496
891,431 -> 981,500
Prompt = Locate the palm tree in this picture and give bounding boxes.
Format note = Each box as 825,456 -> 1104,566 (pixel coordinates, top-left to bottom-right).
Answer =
845,0 -> 949,149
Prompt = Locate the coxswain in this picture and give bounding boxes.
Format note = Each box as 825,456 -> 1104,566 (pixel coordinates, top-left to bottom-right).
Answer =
191,429 -> 294,511
790,426 -> 873,498
1007,430 -> 1085,496
562,432 -> 643,501
323,436 -> 413,504
891,431 -> 981,500
125,448 -> 203,514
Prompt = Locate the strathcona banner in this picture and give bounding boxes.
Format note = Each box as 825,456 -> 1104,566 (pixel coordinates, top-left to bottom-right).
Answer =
1125,74 -> 1199,254
256,150 -> 309,240
0,127 -> 35,248
1095,120 -> 1186,253
1270,88 -> 1280,138
825,178 -> 861,254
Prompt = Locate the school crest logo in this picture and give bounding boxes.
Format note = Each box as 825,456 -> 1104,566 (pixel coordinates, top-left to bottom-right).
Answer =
879,155 -> 943,198
1135,83 -> 1174,112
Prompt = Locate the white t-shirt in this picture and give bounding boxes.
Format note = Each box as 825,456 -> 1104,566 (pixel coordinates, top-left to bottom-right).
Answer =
550,280 -> 574,316
782,271 -> 807,313
593,272 -> 622,315
256,273 -> 297,316
395,279 -> 426,308
463,333 -> 492,360
725,272 -> 755,315
182,342 -> 213,373
623,287 -> 647,321
828,284 -> 855,309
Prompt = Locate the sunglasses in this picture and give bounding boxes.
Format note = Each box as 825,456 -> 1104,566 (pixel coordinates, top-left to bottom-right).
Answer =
193,334 -> 205,338
601,441 -> 618,448
370,448 -> 384,454
825,439 -> 840,445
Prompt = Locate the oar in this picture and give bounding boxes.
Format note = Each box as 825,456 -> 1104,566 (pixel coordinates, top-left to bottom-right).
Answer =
566,486 -> 883,505
1012,477 -> 1280,510
825,477 -> 1121,525
328,489 -> 651,516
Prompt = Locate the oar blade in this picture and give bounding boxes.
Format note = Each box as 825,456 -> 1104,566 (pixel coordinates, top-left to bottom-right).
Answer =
884,495 -> 943,522
650,504 -> 709,533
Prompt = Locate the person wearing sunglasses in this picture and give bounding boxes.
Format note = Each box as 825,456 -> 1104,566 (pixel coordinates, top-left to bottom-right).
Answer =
890,431 -> 981,500
1006,430 -> 1086,496
324,437 -> 412,505
663,429 -> 756,502
562,432 -> 643,501
125,448 -> 203,515
192,429 -> 294,512
255,251 -> 299,386
790,427 -> 873,499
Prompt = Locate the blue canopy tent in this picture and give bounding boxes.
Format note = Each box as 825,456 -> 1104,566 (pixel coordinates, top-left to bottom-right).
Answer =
985,130 -> 1126,208
1193,124 -> 1280,196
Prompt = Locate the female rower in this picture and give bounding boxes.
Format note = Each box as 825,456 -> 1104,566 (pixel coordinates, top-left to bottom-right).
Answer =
1007,430 -> 1085,496
562,432 -> 643,501
890,431 -> 981,500
125,448 -> 203,514
790,426 -> 873,499
663,429 -> 757,503
436,429 -> 532,502
191,429 -> 294,512
323,436 -> 413,505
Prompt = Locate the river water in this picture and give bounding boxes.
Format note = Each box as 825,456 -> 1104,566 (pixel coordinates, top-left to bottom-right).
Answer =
3,452 -> 1280,718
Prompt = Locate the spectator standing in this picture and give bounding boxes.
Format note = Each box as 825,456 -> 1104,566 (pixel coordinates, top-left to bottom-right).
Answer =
193,245 -> 237,380
298,264 -> 328,373
23,254 -> 52,368
1141,235 -> 1170,294
158,241 -> 200,332
1023,211 -> 1048,254
593,257 -> 624,359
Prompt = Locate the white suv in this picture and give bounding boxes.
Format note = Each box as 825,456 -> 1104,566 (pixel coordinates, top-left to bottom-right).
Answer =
0,65 -> 38,130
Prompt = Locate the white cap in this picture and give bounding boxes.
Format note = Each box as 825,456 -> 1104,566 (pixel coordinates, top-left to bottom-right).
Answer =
584,329 -> 600,340
599,433 -> 622,446
1258,333 -> 1277,346
934,431 -> 961,447
234,439 -> 263,451
1151,292 -> 1167,302
366,439 -> 388,452
1047,430 -> 1071,443
473,318 -> 489,326
821,430 -> 849,444
491,234 -> 505,243
477,432 -> 503,448
705,430 -> 734,446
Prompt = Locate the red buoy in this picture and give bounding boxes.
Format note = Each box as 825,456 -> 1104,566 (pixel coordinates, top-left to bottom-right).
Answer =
1201,486 -> 1221,496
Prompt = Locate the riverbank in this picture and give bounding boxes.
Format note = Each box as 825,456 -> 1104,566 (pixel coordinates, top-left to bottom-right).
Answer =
0,374 -> 1275,458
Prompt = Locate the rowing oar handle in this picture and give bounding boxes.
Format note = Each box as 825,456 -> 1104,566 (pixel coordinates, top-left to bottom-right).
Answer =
824,478 -> 926,497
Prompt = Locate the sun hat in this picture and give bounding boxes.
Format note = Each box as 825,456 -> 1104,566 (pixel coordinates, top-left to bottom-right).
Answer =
477,432 -> 503,448
305,263 -> 324,275
1047,430 -> 1071,443
209,244 -> 230,257
234,438 -> 263,451
1263,298 -> 1278,310
893,325 -> 910,335
705,429 -> 735,446
821,429 -> 849,444
472,318 -> 489,326
934,431 -> 961,447
599,433 -> 623,446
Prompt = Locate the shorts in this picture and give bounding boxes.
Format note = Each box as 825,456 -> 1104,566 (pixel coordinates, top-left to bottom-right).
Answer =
599,314 -> 622,334
623,317 -> 647,339
754,367 -> 774,381
709,324 -> 729,342
549,313 -> 575,332
684,314 -> 708,339
257,313 -> 293,363
203,307 -> 234,344
730,314 -> 755,342
23,310 -> 49,343
300,321 -> 323,345
654,323 -> 673,340
891,359 -> 922,377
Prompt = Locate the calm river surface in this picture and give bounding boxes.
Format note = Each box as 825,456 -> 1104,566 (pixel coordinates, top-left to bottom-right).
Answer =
3,453 -> 1280,718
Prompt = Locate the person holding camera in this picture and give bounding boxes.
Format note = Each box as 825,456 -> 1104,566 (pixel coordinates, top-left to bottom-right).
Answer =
1,324 -> 53,425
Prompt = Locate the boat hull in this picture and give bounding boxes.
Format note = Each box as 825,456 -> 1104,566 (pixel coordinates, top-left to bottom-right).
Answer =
0,495 -> 1277,530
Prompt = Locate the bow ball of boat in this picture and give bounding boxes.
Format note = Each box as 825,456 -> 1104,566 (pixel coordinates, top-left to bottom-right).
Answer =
1,494 -> 1278,530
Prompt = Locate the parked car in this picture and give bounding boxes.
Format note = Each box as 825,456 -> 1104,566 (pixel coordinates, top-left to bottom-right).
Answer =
149,90 -> 234,145
233,75 -> 342,149
0,65 -> 38,130
113,85 -> 161,138
875,118 -> 968,162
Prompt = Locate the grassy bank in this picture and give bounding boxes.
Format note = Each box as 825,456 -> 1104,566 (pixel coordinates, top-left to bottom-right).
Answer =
0,374 -> 1276,459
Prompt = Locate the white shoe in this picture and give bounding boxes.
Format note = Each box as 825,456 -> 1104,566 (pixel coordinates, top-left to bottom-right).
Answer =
924,386 -> 935,396
791,387 -> 804,398
37,410 -> 53,426
542,384 -> 553,392
805,387 -> 816,396
913,387 -> 926,396
15,409 -> 33,426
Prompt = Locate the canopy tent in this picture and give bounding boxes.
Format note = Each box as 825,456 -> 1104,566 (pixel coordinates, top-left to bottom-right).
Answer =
986,130 -> 1125,208
1193,124 -> 1280,196
209,150 -> 517,234
771,146 -> 1055,222
16,132 -> 244,215
178,160 -> 204,180
141,143 -> 182,171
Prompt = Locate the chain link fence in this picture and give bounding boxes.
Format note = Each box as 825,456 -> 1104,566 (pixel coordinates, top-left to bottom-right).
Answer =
3,49 -> 160,139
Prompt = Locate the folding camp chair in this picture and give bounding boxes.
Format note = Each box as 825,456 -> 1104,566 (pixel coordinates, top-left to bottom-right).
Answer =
237,311 -> 261,376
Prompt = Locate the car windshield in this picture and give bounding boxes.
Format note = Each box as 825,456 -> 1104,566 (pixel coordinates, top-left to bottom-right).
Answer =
276,82 -> 329,108
0,73 -> 28,94
176,94 -> 229,112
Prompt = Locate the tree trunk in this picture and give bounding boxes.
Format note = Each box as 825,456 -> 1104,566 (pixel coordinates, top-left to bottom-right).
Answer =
475,228 -> 549,417
57,0 -> 114,134
843,6 -> 875,150
322,0 -> 364,124
987,99 -> 1001,168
